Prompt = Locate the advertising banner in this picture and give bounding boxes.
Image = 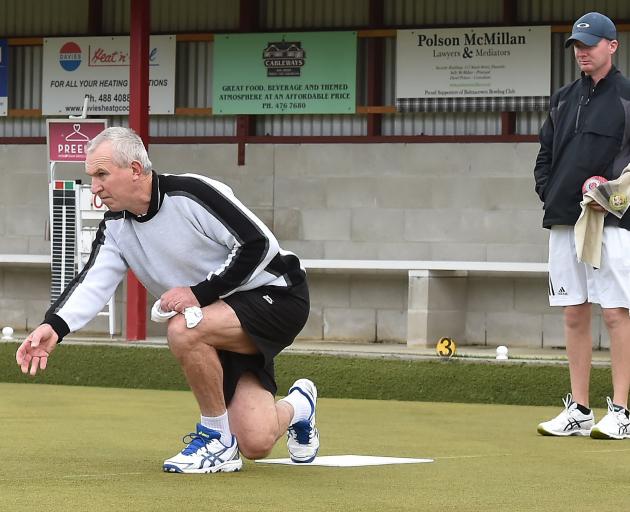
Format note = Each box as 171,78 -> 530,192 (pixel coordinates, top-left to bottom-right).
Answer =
396,26 -> 550,100
47,119 -> 108,163
42,36 -> 175,115
213,32 -> 357,115
0,39 -> 8,116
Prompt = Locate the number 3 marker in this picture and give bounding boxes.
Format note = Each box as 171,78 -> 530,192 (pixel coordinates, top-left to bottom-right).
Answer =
436,337 -> 456,358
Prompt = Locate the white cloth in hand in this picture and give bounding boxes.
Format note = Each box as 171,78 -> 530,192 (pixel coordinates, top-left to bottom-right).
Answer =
150,299 -> 203,328
183,307 -> 203,328
151,300 -> 177,322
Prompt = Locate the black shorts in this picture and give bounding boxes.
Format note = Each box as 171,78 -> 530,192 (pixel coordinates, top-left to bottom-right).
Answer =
220,280 -> 309,404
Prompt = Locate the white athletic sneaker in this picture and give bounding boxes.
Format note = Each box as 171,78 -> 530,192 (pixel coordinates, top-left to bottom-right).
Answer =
537,393 -> 594,436
163,423 -> 242,473
590,397 -> 630,440
287,378 -> 320,463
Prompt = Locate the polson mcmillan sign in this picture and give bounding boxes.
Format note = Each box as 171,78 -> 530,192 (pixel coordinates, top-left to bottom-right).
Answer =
417,30 -> 528,53
397,26 -> 550,100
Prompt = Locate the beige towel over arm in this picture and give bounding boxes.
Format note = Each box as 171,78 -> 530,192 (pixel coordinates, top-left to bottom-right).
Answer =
575,196 -> 606,268
575,167 -> 630,268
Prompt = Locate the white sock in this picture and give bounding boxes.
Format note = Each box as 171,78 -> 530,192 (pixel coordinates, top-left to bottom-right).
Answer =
280,389 -> 312,425
200,412 -> 232,446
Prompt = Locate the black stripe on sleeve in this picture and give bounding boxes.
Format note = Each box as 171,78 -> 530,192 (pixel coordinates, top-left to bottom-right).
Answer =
43,212 -> 123,342
162,175 -> 271,305
265,253 -> 306,287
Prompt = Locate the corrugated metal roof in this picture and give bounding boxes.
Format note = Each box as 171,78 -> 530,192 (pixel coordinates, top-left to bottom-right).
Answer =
0,117 -> 45,137
9,45 -> 42,109
260,0 -> 369,29
102,0 -> 239,34
384,0 -> 504,26
151,115 -> 235,137
0,0 -> 88,36
176,41 -> 213,107
151,0 -> 239,32
382,112 -> 500,136
4,0 -> 630,138
516,111 -> 545,136
517,1 -> 630,23
259,114 -> 366,136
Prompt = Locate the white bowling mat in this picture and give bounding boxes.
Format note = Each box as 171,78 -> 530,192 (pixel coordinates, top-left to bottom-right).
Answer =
255,455 -> 433,467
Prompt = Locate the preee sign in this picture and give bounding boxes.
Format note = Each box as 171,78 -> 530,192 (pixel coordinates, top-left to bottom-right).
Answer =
43,36 -> 175,115
47,119 -> 108,163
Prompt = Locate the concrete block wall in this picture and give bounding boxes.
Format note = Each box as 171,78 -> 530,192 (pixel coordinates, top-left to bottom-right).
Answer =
0,264 -> 124,335
151,144 -> 277,229
0,145 -> 50,255
0,141 -> 586,347
465,276 -> 607,350
302,274 -> 408,343
271,143 -> 548,262
466,276 -> 549,347
407,270 -> 468,346
0,267 -> 50,331
0,144 -> 61,333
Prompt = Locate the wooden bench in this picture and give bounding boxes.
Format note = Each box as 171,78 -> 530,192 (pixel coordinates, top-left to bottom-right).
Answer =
0,256 -> 550,345
0,253 -> 118,335
0,254 -> 50,268
302,259 -> 547,276
302,259 -> 549,346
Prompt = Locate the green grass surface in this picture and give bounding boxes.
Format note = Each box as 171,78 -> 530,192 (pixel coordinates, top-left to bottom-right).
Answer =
2,382 -> 629,512
0,342 -> 616,408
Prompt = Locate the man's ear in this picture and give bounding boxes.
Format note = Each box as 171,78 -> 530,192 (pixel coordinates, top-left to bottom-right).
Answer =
609,39 -> 619,54
130,160 -> 144,180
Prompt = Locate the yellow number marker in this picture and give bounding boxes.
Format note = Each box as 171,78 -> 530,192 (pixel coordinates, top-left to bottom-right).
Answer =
436,337 -> 456,358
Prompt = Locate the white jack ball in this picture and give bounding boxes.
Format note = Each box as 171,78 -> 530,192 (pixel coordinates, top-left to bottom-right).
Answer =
496,345 -> 508,360
1,326 -> 14,339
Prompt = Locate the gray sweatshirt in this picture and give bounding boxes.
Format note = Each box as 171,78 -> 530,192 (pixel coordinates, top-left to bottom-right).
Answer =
45,172 -> 305,341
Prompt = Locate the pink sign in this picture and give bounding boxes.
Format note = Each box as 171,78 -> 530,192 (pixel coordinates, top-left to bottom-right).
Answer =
47,119 -> 107,162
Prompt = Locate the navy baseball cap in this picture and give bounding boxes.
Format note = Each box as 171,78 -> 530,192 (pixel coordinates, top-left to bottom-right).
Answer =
565,12 -> 617,47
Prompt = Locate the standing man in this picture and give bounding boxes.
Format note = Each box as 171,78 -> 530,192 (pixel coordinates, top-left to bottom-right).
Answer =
16,127 -> 320,472
535,12 -> 630,439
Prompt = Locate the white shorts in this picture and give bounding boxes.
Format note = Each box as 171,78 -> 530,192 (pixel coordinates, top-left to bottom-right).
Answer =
548,225 -> 630,309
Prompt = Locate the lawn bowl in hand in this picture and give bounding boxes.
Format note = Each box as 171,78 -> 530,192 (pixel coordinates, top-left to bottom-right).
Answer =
582,176 -> 608,194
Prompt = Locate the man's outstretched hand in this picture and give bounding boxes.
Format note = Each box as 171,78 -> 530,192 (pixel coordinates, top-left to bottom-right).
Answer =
16,324 -> 59,376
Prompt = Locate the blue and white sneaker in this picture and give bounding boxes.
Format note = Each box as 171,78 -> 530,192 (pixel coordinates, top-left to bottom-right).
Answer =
590,397 -> 630,440
163,423 -> 242,474
537,393 -> 594,437
287,379 -> 320,463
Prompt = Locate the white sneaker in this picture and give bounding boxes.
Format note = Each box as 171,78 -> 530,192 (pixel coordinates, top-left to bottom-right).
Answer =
287,379 -> 320,463
590,397 -> 630,440
163,423 -> 243,473
537,393 -> 594,436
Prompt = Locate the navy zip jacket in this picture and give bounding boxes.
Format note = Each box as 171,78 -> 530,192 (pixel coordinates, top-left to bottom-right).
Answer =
534,66 -> 630,229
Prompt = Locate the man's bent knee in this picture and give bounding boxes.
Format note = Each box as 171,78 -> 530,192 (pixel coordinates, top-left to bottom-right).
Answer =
236,431 -> 277,460
166,315 -> 202,357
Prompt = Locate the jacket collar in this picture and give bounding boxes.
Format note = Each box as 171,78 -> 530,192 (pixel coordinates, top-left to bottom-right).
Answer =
126,171 -> 162,222
580,65 -> 618,85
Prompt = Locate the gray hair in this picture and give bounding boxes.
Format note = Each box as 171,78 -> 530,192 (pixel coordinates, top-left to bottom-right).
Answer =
86,126 -> 152,173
